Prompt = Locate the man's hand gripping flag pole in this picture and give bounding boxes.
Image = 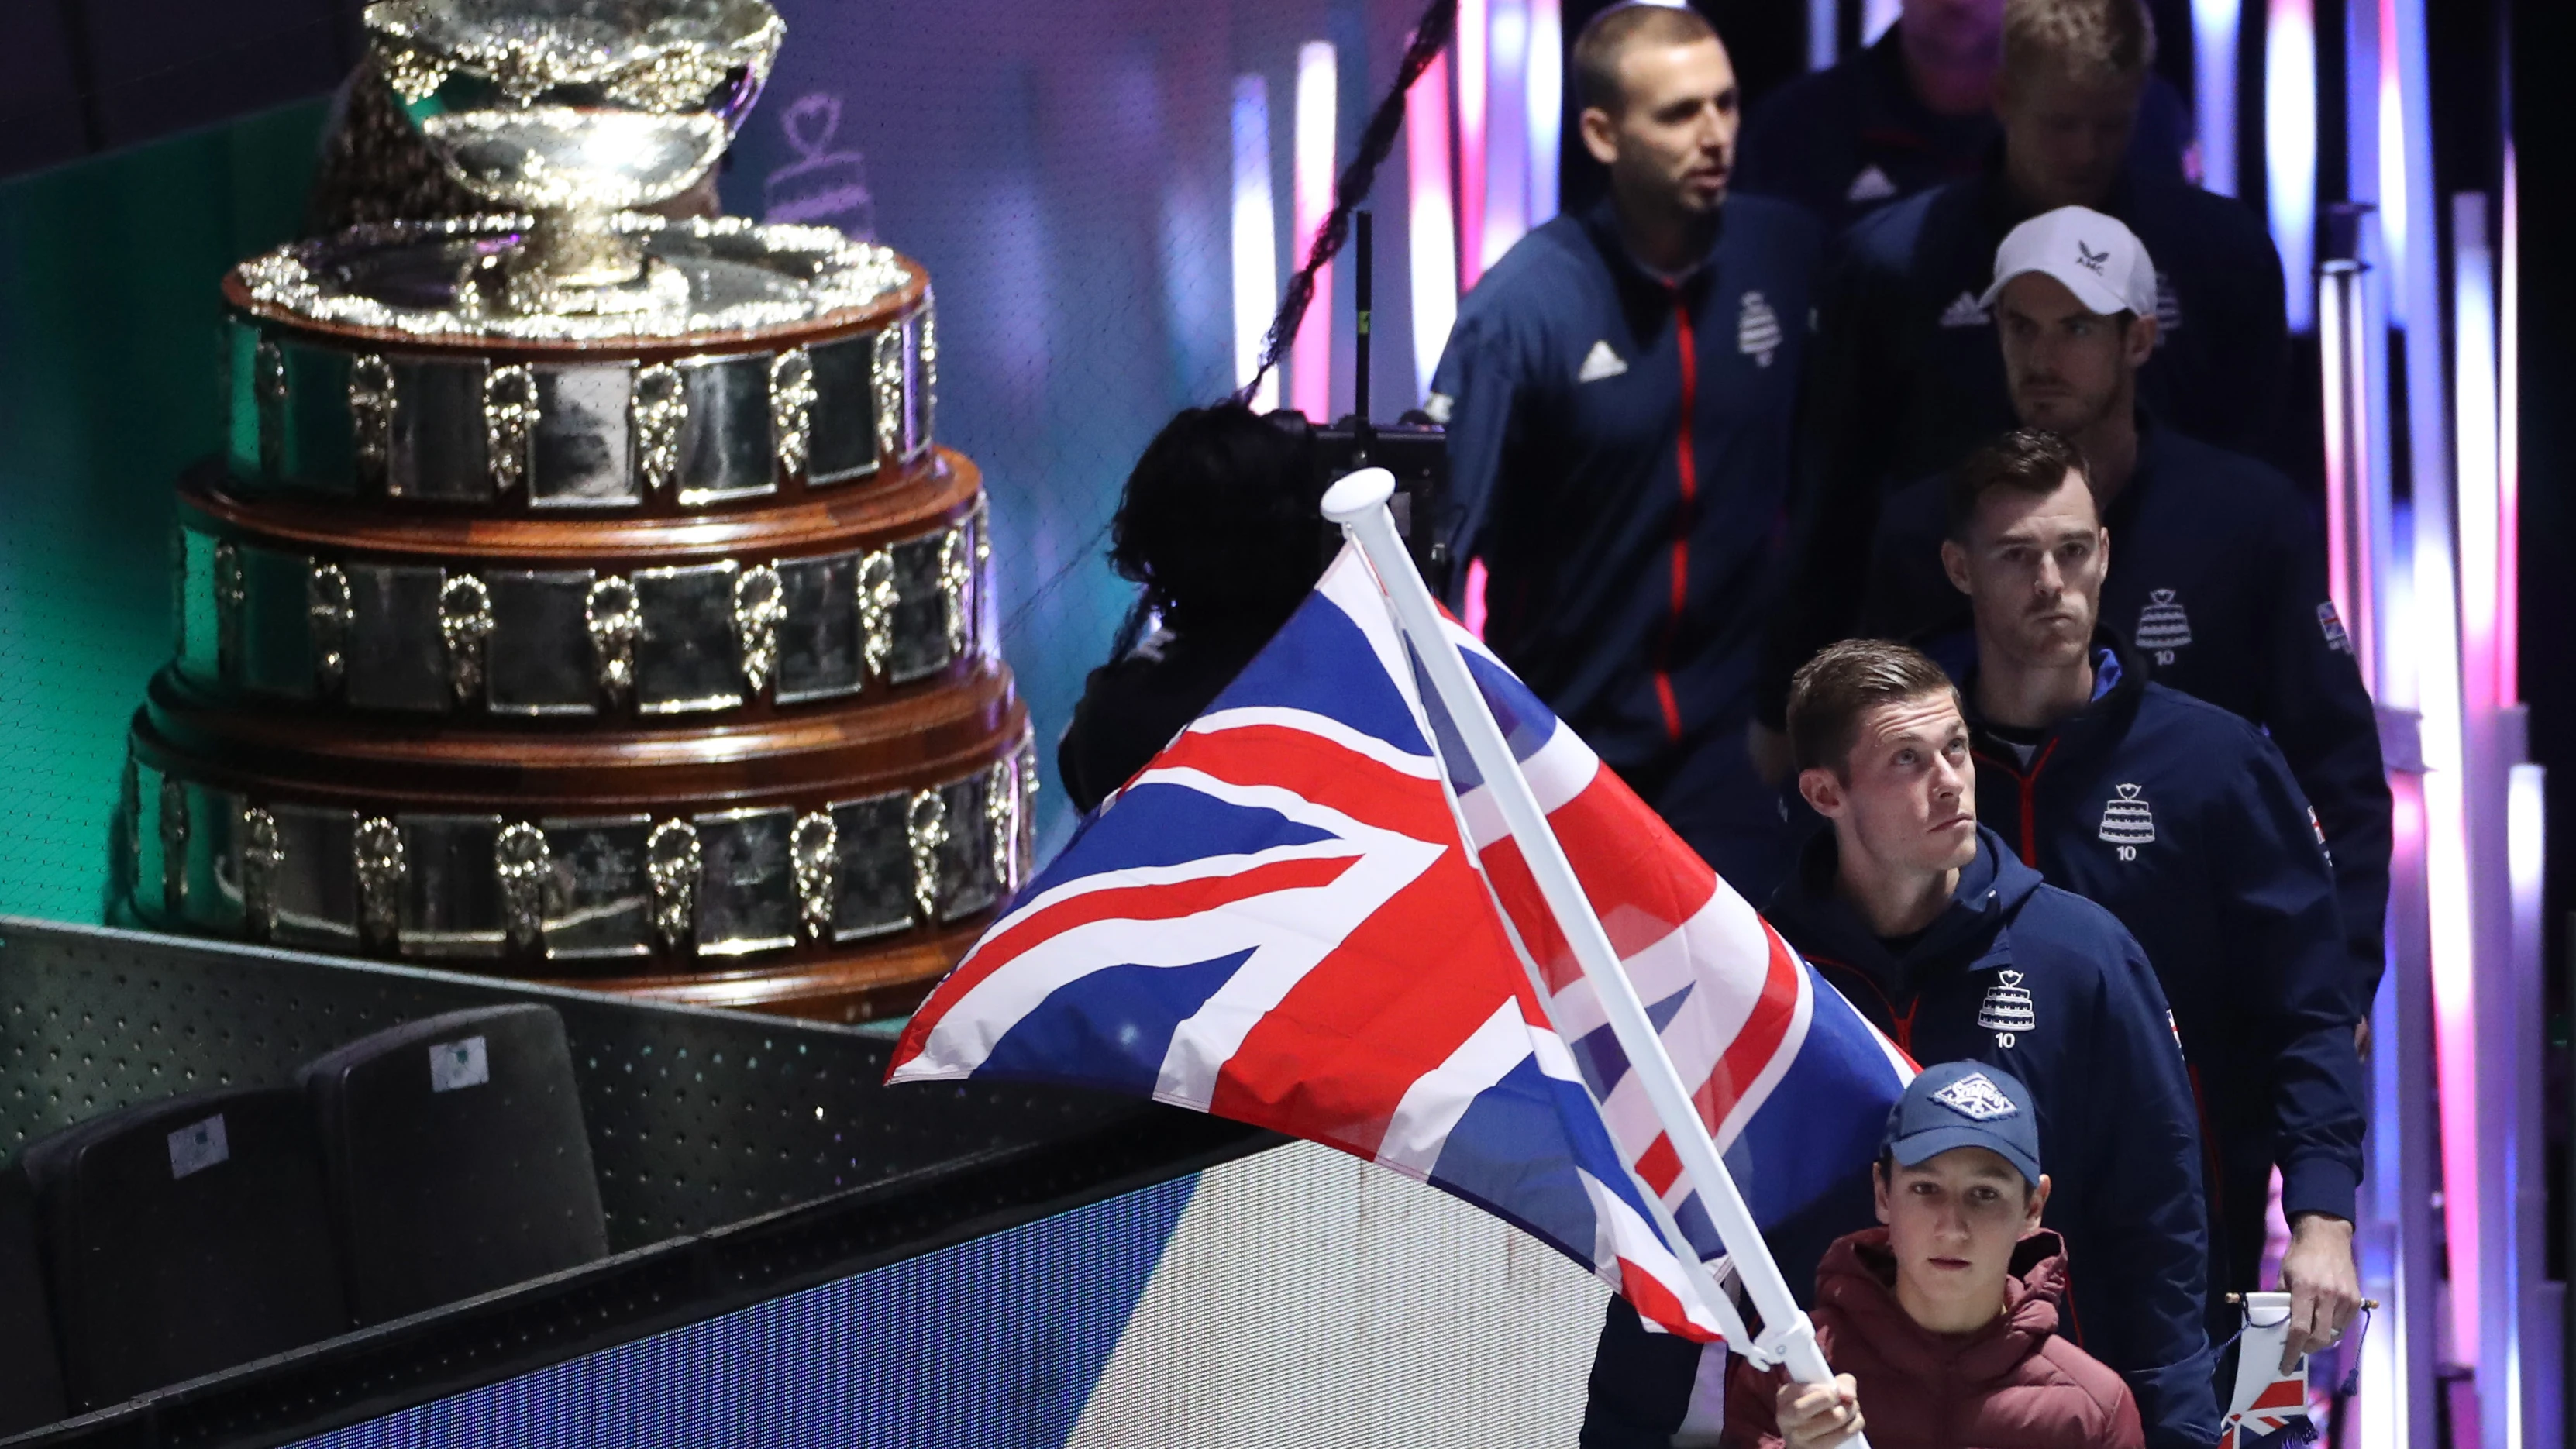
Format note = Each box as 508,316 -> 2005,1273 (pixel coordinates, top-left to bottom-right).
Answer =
1322,468 -> 1861,1438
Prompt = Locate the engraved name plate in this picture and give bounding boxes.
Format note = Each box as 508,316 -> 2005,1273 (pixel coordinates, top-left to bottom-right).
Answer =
774,552 -> 863,703
269,803 -> 360,948
886,530 -> 950,682
632,562 -> 745,713
804,330 -> 880,484
237,544 -> 316,699
398,814 -> 505,958
828,792 -> 912,941
487,569 -> 598,715
540,815 -> 654,961
387,356 -> 493,501
694,807 -> 797,955
278,342 -> 356,492
532,363 -> 639,508
344,563 -> 450,712
936,773 -> 998,921
177,528 -> 223,680
676,353 -> 777,503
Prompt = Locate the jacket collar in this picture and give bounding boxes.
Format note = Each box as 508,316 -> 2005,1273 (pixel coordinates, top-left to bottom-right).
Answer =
1768,827 -> 2043,997
1578,197 -> 1727,292
1814,1227 -> 2071,1386
1972,149 -> 2142,239
1961,629 -> 2147,780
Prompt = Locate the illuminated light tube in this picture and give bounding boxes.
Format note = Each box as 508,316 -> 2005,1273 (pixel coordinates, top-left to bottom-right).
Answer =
2454,195 -> 2499,723
1806,0 -> 1837,70
1231,74 -> 1281,411
1526,0 -> 1561,229
2265,0 -> 2316,332
2316,255 -> 2374,674
1407,48 -> 1460,403
1293,41 -> 1338,423
1456,0 -> 1489,291
1862,0 -> 1901,45
2376,0 -> 2407,313
1483,0 -> 1531,275
2193,0 -> 2239,196
2498,146 -> 2518,704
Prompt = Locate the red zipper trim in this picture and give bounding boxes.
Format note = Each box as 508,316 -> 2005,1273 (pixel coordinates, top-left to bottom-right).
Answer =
1972,738 -> 2058,866
1652,285 -> 1697,743
1808,955 -> 1917,1054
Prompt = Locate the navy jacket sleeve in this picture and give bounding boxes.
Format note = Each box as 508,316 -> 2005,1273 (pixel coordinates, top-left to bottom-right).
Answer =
2212,729 -> 2369,1223
2254,497 -> 2394,1007
2074,928 -> 2223,1447
1428,308 -> 1527,610
1757,239 -> 1908,726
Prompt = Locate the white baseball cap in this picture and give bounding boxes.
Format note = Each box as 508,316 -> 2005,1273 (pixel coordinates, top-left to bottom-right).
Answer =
1979,205 -> 2158,318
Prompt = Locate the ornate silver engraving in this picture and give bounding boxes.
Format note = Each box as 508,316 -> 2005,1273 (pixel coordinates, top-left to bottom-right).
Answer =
646,818 -> 701,952
790,811 -> 837,942
984,757 -> 1018,898
918,293 -> 938,446
906,788 -> 947,924
308,562 -> 353,694
160,776 -> 189,917
255,337 -> 287,476
585,574 -> 642,705
770,347 -> 815,477
438,572 -> 494,704
214,542 -> 245,678
494,821 -> 552,950
239,805 -> 283,942
484,363 -> 539,495
632,362 -> 684,496
350,353 -> 394,490
355,816 -> 405,948
857,547 -> 896,682
1016,739 -> 1040,886
732,564 -> 787,695
871,327 -> 903,467
938,522 -> 972,661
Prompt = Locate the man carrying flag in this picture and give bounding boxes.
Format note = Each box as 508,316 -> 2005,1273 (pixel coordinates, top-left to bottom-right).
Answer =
890,472 -> 1913,1405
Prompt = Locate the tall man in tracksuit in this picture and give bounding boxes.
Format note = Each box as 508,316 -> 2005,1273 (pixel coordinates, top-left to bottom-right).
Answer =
1753,0 -> 2287,765
1940,428 -> 2368,1361
1581,639 -> 2218,1448
1428,2 -> 1819,901
1733,0 -> 2189,236
1859,208 -> 2394,1004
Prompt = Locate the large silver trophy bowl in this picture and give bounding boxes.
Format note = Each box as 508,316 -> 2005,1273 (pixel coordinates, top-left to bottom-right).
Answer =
366,0 -> 786,315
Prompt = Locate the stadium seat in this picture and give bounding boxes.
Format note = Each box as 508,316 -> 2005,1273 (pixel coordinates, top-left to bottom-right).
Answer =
299,1003 -> 608,1325
0,1163 -> 67,1435
19,1086 -> 348,1410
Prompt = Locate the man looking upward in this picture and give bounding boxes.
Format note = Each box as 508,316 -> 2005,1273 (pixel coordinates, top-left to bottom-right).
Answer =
1430,3 -> 1820,902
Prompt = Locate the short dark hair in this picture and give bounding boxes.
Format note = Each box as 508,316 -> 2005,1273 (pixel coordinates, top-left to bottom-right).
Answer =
1109,403 -> 1323,635
1571,3 -> 1721,115
1786,639 -> 1961,775
2002,0 -> 2157,92
1943,428 -> 2092,542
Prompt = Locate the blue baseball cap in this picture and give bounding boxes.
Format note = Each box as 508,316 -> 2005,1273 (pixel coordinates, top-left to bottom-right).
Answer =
1881,1061 -> 2044,1189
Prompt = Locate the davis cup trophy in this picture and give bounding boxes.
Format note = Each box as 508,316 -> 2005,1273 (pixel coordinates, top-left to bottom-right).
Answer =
113,0 -> 1035,1020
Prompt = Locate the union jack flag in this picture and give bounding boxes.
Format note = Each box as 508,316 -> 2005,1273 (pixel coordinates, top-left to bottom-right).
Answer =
890,548 -> 1911,1339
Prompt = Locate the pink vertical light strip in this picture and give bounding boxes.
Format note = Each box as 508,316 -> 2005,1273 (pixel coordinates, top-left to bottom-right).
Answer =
2317,261 -> 2374,677
1526,0 -> 1562,228
1231,75 -> 1281,412
1406,49 -> 1460,402
1483,0 -> 1531,273
1292,42 -> 1340,423
2497,146 -> 2519,705
1455,0 -> 1489,291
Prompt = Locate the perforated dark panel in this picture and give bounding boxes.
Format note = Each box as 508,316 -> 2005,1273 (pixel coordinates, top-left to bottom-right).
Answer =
1,918 -> 1153,1250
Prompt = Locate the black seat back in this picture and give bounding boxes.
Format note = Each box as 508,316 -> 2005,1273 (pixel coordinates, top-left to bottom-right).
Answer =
19,1086 -> 347,1410
299,1003 -> 607,1325
0,1164 -> 67,1436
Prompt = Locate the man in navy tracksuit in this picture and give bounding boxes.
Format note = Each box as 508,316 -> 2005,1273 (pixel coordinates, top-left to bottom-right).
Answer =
1939,429 -> 2367,1361
1754,0 -> 2288,752
1429,4 -> 1818,900
1581,640 -> 2216,1448
1858,206 -> 2394,1002
1733,0 -> 2189,236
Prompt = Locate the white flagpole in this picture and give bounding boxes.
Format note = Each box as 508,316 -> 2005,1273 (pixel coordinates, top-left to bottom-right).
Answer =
1323,469 -> 1857,1420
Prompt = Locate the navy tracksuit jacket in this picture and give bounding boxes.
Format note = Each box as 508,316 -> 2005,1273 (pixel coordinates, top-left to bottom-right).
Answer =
1430,198 -> 1819,897
1758,157 -> 2288,728
1582,828 -> 2219,1449
1734,27 -> 2192,236
1964,640 -> 2368,1323
1858,417 -> 2395,1002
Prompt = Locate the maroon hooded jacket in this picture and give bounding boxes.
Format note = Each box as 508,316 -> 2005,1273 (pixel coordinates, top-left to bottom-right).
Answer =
1723,1228 -> 2144,1449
